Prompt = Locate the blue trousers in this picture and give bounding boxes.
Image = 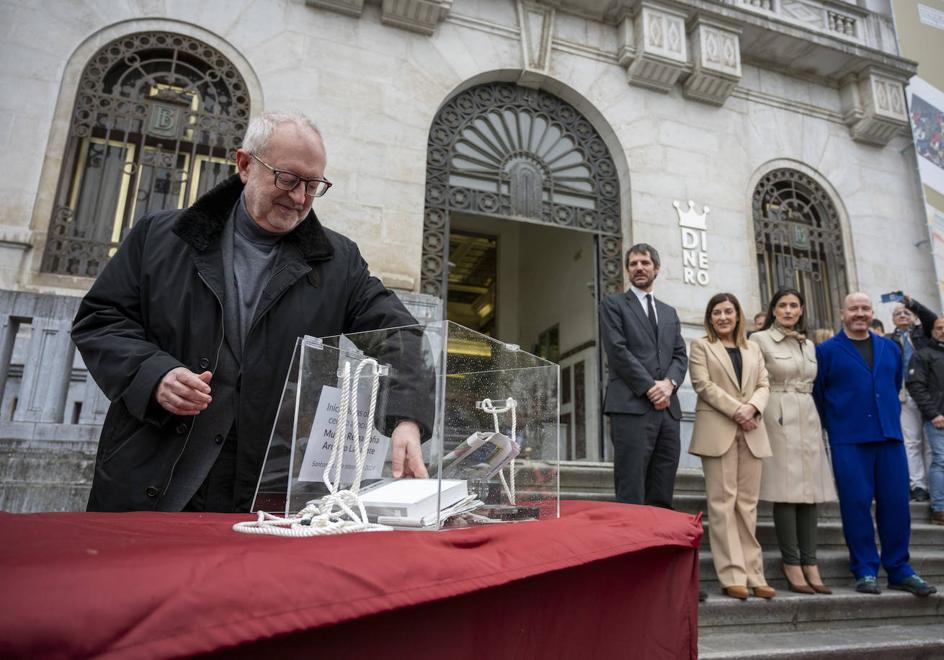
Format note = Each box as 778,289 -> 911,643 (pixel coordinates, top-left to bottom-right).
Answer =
923,423 -> 944,513
830,441 -> 914,583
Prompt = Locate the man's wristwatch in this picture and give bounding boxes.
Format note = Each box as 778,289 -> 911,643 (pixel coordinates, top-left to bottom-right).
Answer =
669,378 -> 678,390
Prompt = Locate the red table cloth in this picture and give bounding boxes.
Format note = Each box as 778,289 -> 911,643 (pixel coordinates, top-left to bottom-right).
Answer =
0,501 -> 702,659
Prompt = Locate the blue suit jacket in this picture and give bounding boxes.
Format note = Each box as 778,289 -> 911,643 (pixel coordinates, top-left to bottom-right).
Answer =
813,329 -> 903,445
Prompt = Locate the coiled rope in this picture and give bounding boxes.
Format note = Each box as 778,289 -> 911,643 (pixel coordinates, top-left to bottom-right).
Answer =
234,358 -> 392,537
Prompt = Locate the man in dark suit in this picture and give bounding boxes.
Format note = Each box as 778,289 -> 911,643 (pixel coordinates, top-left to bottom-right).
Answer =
814,292 -> 936,597
600,243 -> 688,508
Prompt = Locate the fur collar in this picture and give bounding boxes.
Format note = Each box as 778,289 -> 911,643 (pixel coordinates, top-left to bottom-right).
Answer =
172,175 -> 334,261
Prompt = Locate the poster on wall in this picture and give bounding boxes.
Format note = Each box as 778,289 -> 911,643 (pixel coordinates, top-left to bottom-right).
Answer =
907,77 -> 944,197
932,205 -> 944,305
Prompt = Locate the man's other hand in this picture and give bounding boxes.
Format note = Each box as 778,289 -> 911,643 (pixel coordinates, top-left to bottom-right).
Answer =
391,419 -> 428,479
933,415 -> 944,430
647,379 -> 674,407
155,368 -> 212,416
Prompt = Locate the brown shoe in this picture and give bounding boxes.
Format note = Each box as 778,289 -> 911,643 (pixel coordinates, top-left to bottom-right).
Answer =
782,562 -> 815,594
722,586 -> 749,600
801,564 -> 833,594
753,585 -> 776,599
931,510 -> 944,526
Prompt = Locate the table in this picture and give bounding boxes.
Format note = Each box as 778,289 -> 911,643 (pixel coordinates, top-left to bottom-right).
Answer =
0,501 -> 702,659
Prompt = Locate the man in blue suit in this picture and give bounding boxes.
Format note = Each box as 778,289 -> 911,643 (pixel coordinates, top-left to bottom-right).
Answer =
814,292 -> 937,596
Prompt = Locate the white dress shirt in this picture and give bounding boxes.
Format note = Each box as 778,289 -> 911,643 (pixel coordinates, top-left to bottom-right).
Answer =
630,285 -> 658,324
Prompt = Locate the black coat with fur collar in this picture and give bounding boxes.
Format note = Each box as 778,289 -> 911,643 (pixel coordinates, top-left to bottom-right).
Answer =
73,175 -> 418,512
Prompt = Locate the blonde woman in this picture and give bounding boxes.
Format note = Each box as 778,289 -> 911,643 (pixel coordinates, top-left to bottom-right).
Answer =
690,292 -> 775,599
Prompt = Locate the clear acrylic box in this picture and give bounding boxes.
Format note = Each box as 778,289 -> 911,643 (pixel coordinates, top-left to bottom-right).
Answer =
252,321 -> 560,529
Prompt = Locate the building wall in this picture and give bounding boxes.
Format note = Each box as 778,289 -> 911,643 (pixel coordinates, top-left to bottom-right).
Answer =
0,0 -> 935,484
0,0 -> 935,323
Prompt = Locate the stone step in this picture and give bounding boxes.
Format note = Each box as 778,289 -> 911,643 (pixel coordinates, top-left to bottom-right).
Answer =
698,519 -> 944,550
0,481 -> 91,512
0,449 -> 95,483
561,490 -> 935,524
698,623 -> 944,659
699,586 -> 944,633
699,549 -> 944,588
673,493 -> 935,522
558,464 -> 708,494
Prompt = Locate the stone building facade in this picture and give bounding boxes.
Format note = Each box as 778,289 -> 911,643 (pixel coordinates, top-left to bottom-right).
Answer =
0,0 -> 934,496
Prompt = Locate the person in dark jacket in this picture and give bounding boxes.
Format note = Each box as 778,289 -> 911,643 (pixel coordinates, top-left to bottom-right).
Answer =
905,316 -> 944,525
890,296 -> 937,352
72,112 -> 429,513
890,296 -> 937,501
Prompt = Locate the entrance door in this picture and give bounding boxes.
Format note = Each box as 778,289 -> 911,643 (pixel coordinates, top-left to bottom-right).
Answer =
447,213 -> 601,459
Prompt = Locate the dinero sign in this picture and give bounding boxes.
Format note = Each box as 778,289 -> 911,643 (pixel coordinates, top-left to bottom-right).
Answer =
673,200 -> 710,287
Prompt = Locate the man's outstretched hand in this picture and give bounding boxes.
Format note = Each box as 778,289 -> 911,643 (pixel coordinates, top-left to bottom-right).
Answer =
390,419 -> 428,478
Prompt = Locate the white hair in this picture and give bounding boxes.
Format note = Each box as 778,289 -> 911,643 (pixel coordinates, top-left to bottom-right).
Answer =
241,112 -> 323,155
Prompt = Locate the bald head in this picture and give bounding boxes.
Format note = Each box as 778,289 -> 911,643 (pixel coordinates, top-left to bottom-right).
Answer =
843,292 -> 871,309
841,292 -> 874,339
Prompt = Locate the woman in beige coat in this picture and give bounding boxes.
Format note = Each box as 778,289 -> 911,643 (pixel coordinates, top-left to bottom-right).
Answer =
750,288 -> 837,594
690,292 -> 775,600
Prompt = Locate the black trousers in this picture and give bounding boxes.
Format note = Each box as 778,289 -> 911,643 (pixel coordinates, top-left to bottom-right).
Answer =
610,410 -> 680,509
183,427 -> 238,513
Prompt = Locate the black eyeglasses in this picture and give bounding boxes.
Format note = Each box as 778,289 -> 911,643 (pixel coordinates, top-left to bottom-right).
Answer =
251,153 -> 332,197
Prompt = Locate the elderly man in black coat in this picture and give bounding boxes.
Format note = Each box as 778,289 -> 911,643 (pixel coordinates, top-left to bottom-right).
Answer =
73,112 -> 428,513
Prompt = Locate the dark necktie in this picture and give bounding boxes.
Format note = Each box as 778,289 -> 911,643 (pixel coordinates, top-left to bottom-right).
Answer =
646,293 -> 659,340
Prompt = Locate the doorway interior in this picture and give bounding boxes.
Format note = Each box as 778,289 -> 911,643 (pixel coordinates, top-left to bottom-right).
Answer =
446,213 -> 601,460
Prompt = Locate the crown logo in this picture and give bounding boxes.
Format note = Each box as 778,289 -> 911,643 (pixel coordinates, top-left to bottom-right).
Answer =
673,200 -> 709,231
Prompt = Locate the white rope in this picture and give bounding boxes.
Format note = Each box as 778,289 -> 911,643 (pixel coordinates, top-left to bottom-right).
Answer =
234,358 -> 392,537
479,397 -> 517,505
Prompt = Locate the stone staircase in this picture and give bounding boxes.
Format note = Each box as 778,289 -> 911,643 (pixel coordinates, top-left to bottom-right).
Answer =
560,462 -> 944,659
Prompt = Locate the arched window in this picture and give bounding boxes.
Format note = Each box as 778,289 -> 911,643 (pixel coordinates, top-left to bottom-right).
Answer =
42,31 -> 250,277
423,82 -> 623,299
753,168 -> 848,331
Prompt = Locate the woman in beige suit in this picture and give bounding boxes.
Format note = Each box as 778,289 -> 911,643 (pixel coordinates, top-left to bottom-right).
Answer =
690,292 -> 775,600
750,288 -> 837,594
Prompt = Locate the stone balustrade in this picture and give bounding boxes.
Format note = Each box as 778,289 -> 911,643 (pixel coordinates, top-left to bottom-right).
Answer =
729,0 -> 869,45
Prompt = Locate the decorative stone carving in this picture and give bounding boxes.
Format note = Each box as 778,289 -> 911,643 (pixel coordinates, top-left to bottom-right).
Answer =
620,1 -> 689,93
840,68 -> 909,146
780,0 -> 824,28
381,0 -> 452,35
517,1 -> 556,87
305,0 -> 365,18
683,16 -> 741,106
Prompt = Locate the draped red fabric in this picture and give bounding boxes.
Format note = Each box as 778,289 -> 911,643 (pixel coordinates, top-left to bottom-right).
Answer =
0,501 -> 701,660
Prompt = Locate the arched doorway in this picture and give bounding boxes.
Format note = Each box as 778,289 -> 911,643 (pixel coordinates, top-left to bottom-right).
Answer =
422,82 -> 623,460
753,168 -> 848,331
42,31 -> 250,277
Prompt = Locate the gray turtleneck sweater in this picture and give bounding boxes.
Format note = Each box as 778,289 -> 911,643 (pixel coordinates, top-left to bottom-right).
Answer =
228,195 -> 284,354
